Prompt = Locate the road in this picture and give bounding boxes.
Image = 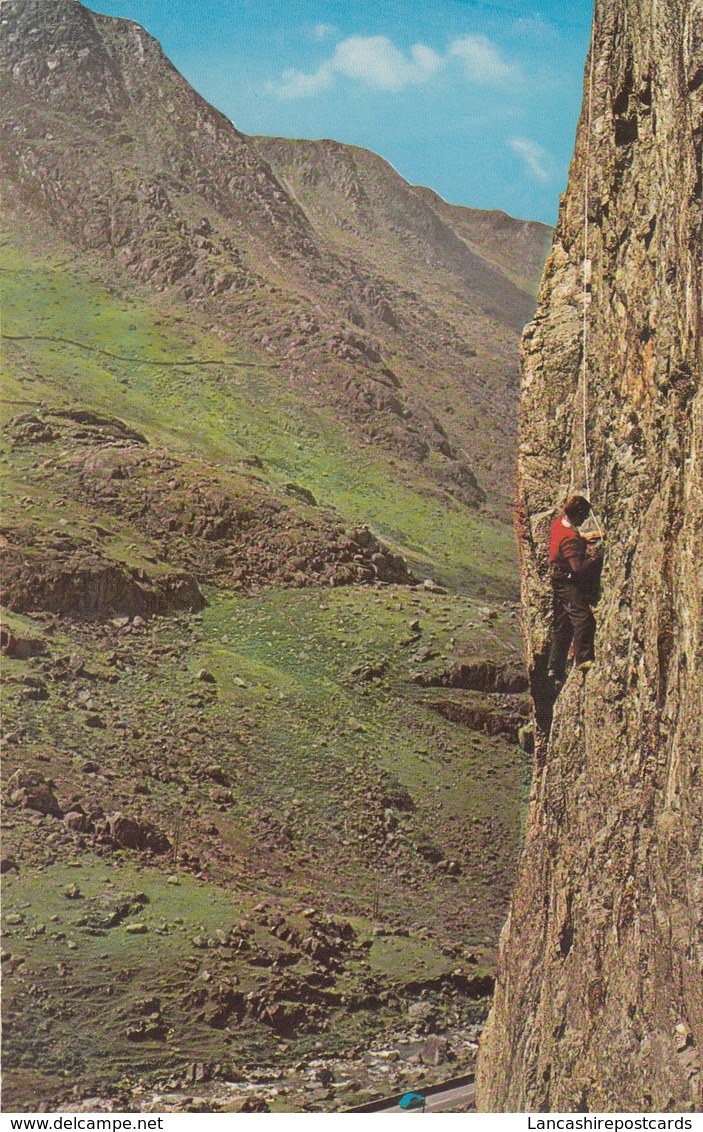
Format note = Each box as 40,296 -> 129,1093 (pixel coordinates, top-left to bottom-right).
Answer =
346,1073 -> 476,1113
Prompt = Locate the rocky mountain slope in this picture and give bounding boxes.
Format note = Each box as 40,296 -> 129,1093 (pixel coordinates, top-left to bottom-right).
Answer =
0,0 -> 549,1111
0,250 -> 526,1111
477,0 -> 702,1112
0,227 -> 535,1111
0,0 -> 550,519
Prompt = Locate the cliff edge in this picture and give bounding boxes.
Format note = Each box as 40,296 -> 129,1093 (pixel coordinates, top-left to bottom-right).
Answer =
477,0 -> 702,1112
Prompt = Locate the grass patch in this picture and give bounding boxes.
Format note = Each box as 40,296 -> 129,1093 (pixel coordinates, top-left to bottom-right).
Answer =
1,241 -> 517,598
1,233 -> 528,1110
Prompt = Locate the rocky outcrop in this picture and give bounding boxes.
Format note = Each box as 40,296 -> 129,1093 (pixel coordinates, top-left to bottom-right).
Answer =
477,0 -> 702,1113
1,406 -> 416,604
0,538 -> 205,619
6,769 -> 63,818
411,659 -> 528,694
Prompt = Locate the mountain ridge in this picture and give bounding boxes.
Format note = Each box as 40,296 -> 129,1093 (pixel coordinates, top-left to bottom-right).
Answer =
1,0 -> 551,518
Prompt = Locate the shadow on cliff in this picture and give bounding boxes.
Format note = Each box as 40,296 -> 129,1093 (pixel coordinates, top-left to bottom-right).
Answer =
530,562 -> 603,742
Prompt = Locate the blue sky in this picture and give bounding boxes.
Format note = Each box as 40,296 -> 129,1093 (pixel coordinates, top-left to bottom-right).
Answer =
86,0 -> 594,224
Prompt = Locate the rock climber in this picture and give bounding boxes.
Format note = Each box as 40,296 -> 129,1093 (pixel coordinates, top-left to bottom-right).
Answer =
547,494 -> 603,683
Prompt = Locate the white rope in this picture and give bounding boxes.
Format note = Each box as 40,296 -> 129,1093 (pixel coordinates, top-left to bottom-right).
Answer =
581,17 -> 596,504
568,15 -> 605,541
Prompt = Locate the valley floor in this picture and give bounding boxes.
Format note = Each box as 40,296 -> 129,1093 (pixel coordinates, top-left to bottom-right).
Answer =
2,586 -> 529,1111
1,236 -> 529,1112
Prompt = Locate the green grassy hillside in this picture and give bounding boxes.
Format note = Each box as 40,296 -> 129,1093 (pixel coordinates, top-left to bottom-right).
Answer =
1,0 -> 551,524
1,235 -> 530,1111
0,0 -> 544,1109
1,240 -> 517,598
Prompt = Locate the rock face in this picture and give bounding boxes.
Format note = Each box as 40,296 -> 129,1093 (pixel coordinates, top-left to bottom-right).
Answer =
477,0 -> 702,1113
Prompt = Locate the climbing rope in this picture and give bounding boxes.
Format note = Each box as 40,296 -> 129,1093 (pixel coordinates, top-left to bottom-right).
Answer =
581,18 -> 596,504
570,17 -> 605,542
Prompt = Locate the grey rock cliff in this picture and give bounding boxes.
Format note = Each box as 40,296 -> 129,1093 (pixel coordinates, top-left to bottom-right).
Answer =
477,0 -> 703,1112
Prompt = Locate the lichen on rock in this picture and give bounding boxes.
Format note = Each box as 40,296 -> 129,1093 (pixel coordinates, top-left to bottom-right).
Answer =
477,0 -> 702,1113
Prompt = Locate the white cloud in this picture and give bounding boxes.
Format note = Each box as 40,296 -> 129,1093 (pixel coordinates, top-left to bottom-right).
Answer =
273,64 -> 335,98
509,136 -> 552,180
511,15 -> 558,40
449,35 -> 517,83
511,14 -> 556,39
335,36 -> 442,89
270,34 -> 443,98
313,23 -> 336,42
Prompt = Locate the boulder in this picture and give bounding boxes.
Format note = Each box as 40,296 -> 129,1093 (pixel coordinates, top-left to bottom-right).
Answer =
63,810 -> 93,837
106,812 -> 171,854
6,769 -> 63,817
0,627 -> 47,659
420,1035 -> 450,1066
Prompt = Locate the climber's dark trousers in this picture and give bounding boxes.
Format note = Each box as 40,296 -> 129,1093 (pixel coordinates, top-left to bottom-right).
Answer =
548,576 -> 596,677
